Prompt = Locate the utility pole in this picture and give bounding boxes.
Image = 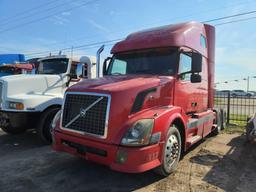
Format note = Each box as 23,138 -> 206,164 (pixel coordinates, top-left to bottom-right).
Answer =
247,76 -> 250,92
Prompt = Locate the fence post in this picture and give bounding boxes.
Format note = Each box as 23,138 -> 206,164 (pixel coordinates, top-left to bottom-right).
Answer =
227,91 -> 231,125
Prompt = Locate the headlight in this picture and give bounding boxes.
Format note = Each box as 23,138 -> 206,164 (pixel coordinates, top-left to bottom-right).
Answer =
121,119 -> 154,146
9,102 -> 24,110
51,110 -> 62,130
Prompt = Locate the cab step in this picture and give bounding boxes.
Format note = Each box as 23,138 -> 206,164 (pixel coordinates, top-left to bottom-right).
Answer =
187,135 -> 202,146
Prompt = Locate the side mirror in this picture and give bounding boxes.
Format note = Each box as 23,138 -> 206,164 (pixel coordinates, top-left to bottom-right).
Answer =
75,63 -> 84,79
191,73 -> 202,83
192,52 -> 202,73
103,57 -> 111,76
65,74 -> 72,87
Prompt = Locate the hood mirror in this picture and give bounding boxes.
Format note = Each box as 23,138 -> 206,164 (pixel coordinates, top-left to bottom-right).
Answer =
103,57 -> 112,76
75,63 -> 84,79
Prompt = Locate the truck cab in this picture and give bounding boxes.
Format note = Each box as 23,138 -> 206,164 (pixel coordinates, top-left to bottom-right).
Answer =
0,63 -> 34,77
52,22 -> 224,176
0,54 -> 96,143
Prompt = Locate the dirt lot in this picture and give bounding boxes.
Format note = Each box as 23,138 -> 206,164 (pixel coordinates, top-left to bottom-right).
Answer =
0,129 -> 255,192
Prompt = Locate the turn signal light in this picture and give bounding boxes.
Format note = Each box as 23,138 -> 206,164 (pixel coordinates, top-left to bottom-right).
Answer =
9,102 -> 24,110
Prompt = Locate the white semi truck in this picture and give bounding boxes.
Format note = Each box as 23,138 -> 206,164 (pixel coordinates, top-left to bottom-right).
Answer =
0,54 -> 97,143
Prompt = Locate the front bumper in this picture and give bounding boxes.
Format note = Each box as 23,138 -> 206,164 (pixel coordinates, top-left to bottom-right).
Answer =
0,111 -> 40,129
52,131 -> 163,173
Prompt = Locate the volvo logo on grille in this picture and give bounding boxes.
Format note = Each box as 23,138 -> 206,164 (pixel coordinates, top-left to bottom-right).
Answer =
80,108 -> 87,117
65,96 -> 104,128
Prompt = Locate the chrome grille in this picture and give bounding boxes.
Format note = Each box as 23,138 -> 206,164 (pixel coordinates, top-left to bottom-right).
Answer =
61,92 -> 110,138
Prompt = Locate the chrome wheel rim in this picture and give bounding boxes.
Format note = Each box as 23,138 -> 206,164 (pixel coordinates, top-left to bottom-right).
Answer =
164,134 -> 179,170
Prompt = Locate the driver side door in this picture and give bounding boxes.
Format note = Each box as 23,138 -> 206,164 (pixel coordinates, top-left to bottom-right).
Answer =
174,52 -> 201,113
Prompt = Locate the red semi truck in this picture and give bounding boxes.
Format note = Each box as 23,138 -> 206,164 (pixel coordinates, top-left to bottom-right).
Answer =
52,22 -> 225,176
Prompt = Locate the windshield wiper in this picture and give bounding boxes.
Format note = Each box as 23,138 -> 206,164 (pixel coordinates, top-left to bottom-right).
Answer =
111,72 -> 124,76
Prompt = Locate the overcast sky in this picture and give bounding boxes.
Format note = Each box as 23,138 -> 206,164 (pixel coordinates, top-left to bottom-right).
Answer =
0,0 -> 255,91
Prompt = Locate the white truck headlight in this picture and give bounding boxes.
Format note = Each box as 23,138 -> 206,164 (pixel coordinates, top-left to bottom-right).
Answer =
121,119 -> 154,146
9,102 -> 24,110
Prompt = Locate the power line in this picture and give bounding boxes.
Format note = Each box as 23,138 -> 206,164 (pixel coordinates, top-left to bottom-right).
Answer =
23,10 -> 256,57
0,0 -> 71,27
1,0 -> 251,53
0,0 -> 101,34
203,10 -> 256,23
26,38 -> 123,56
215,76 -> 256,84
0,0 -> 64,25
215,16 -> 256,26
27,0 -> 256,49
31,42 -> 118,58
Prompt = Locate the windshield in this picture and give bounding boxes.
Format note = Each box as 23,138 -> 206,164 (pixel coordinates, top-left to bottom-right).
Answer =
0,67 -> 15,75
107,49 -> 178,76
38,58 -> 69,74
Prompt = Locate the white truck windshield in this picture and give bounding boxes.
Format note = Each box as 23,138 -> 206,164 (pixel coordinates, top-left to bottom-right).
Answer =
38,58 -> 69,74
107,49 -> 178,76
0,67 -> 15,75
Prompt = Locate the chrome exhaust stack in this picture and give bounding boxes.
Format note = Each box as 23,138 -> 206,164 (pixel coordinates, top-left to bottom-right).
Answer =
96,45 -> 105,78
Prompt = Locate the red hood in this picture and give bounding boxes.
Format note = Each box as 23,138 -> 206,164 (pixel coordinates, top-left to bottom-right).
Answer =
68,75 -> 173,94
66,75 -> 175,143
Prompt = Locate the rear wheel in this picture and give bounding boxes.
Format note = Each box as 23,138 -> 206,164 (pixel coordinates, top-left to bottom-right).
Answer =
220,109 -> 227,130
36,107 -> 60,144
213,110 -> 222,135
154,125 -> 182,176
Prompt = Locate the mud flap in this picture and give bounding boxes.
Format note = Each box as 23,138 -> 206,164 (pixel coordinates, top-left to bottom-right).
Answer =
246,114 -> 256,143
0,112 -> 9,128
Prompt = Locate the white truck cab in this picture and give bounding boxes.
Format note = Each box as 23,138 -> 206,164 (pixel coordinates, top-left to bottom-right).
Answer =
0,54 -> 96,143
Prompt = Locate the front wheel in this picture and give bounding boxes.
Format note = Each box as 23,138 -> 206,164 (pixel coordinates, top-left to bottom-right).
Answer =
154,125 -> 182,176
0,112 -> 27,134
36,107 -> 60,144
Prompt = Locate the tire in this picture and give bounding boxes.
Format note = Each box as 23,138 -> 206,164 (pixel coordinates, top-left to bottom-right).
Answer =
213,110 -> 221,135
220,109 -> 227,130
154,125 -> 182,176
246,119 -> 254,142
36,107 -> 60,144
1,125 -> 27,134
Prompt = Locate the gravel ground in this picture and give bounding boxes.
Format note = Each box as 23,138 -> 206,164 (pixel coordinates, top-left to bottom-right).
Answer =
0,129 -> 255,192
